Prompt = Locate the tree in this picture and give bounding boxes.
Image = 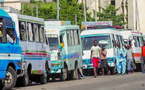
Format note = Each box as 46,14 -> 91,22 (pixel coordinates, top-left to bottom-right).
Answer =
59,0 -> 94,27
96,4 -> 126,26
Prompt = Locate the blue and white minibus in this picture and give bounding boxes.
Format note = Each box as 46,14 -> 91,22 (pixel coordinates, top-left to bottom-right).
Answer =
1,7 -> 51,86
0,8 -> 22,90
45,21 -> 83,80
81,28 -> 124,74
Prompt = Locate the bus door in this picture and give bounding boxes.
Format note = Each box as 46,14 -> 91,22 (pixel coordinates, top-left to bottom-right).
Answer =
59,31 -> 66,60
132,36 -> 140,62
4,17 -> 21,57
0,17 -> 21,73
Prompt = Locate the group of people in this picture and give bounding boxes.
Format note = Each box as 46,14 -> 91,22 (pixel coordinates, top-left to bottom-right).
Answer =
90,40 -> 141,77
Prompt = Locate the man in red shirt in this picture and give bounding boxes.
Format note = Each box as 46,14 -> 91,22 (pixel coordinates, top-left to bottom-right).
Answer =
141,42 -> 145,73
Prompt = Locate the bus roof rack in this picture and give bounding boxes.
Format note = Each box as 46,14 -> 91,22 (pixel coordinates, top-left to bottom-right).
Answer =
87,25 -> 123,30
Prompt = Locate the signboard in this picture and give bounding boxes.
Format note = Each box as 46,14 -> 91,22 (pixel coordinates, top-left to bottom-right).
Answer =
45,21 -> 71,26
81,21 -> 113,29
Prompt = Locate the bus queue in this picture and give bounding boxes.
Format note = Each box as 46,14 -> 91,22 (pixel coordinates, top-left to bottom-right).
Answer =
0,8 -> 145,90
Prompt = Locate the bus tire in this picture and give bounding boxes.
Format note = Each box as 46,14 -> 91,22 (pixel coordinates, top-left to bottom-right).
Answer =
40,73 -> 47,84
70,64 -> 79,80
21,71 -> 29,86
60,68 -> 67,81
0,80 -> 4,90
3,66 -> 16,90
110,67 -> 116,75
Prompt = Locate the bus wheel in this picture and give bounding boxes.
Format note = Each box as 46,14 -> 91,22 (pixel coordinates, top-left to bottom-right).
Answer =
40,73 -> 47,84
70,65 -> 78,80
60,68 -> 67,81
3,66 -> 16,90
0,80 -> 4,90
110,67 -> 116,75
21,71 -> 29,86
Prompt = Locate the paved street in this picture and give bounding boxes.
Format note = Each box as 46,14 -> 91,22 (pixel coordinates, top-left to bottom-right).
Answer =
13,72 -> 145,90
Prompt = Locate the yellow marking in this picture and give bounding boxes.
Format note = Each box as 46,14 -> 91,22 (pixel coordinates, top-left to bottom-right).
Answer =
51,63 -> 60,65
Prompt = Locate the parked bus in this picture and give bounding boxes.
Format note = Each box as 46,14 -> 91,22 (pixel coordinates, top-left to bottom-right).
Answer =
1,7 -> 51,86
0,8 -> 22,90
81,28 -> 124,75
45,21 -> 83,80
120,31 -> 142,69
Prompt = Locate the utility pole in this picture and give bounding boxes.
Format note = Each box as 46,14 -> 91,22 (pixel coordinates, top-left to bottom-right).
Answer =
36,6 -> 38,18
57,0 -> 60,20
83,0 -> 87,30
95,0 -> 97,22
75,14 -> 77,25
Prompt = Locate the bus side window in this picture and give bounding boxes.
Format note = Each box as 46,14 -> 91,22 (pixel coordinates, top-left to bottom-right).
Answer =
74,30 -> 78,45
111,34 -> 115,47
76,30 -> 80,45
119,35 -> 124,46
137,36 -> 142,47
0,18 -> 6,43
45,36 -> 48,45
19,21 -> 27,41
6,28 -> 16,43
71,30 -> 75,46
5,18 -> 16,43
60,35 -> 63,43
133,36 -> 138,47
27,23 -> 35,41
139,37 -> 143,46
67,30 -> 72,46
34,24 -> 39,42
39,26 -> 44,43
116,35 -> 120,44
67,31 -> 70,46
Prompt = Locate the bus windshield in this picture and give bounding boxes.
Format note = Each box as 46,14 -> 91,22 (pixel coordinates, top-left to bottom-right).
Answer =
48,36 -> 59,50
82,34 -> 112,50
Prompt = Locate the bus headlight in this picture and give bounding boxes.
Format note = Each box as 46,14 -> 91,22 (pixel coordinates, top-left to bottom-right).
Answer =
17,62 -> 21,67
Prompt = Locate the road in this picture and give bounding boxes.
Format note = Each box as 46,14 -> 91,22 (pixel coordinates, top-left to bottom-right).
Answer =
14,72 -> 145,90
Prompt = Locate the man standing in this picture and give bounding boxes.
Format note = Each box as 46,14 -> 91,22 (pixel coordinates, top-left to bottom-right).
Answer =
100,45 -> 110,75
141,42 -> 145,73
90,40 -> 101,77
116,42 -> 127,75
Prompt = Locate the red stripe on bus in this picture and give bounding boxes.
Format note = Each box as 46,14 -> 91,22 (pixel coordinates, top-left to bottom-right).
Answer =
23,52 -> 50,56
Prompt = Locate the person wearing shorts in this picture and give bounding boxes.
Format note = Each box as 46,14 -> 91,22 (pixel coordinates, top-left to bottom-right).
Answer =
100,45 -> 110,75
90,40 -> 101,78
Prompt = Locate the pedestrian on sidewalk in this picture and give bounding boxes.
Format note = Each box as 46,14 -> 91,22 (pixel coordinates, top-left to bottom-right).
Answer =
141,42 -> 145,74
90,40 -> 101,78
126,44 -> 134,74
100,45 -> 110,75
116,42 -> 127,75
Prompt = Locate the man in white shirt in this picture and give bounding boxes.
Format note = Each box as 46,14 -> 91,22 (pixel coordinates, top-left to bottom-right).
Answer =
90,40 -> 101,77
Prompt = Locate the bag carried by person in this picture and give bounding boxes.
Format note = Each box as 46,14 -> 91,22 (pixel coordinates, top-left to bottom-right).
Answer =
131,61 -> 136,69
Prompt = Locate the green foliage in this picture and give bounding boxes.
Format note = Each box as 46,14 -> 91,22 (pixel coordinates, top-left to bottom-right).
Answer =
59,0 -> 94,27
30,0 -> 35,3
21,0 -> 94,28
96,4 -> 126,26
20,2 -> 57,19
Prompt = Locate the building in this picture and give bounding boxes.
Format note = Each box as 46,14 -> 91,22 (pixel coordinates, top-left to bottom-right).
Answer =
0,0 -> 21,10
0,0 -> 53,11
21,0 -> 52,2
78,0 -> 145,33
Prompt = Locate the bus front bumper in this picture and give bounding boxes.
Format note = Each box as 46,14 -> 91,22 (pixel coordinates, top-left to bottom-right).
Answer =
83,57 -> 115,69
50,61 -> 63,74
